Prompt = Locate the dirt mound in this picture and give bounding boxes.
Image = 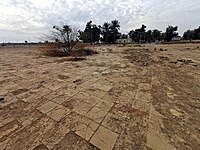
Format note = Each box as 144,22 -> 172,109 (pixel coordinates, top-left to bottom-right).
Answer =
123,48 -> 154,66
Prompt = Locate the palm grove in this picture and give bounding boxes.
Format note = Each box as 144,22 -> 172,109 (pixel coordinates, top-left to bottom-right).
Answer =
52,20 -> 200,44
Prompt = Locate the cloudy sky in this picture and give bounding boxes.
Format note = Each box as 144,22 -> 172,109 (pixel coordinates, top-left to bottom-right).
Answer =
0,0 -> 200,42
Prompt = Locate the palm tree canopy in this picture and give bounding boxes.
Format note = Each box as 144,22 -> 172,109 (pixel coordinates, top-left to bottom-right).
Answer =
111,20 -> 120,31
103,22 -> 110,32
63,25 -> 72,33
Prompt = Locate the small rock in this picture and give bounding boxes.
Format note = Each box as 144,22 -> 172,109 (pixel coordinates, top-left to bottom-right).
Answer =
102,70 -> 111,75
120,64 -> 126,68
185,59 -> 193,63
177,59 -> 185,62
169,61 -> 177,64
0,97 -> 4,101
143,62 -> 148,66
115,100 -> 120,104
177,137 -> 185,143
73,79 -> 82,84
71,127 -> 76,132
193,64 -> 198,67
186,131 -> 190,134
170,109 -> 183,117
92,72 -> 99,76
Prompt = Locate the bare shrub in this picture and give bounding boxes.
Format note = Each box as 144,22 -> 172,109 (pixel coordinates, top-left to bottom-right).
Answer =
40,24 -> 78,56
39,43 -> 98,57
40,24 -> 98,58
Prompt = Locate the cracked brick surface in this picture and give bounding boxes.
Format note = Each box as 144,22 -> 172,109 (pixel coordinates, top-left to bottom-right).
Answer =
1,44 -> 199,150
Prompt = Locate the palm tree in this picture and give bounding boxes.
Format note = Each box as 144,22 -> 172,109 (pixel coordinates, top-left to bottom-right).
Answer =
111,20 -> 120,43
63,25 -> 72,44
102,22 -> 110,44
139,24 -> 146,43
53,24 -> 78,52
85,21 -> 93,45
53,25 -> 72,44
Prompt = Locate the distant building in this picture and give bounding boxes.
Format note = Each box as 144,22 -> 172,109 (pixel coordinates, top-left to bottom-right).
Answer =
172,36 -> 181,41
116,35 -> 133,44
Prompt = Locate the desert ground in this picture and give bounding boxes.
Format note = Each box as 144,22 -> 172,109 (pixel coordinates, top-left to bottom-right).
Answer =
0,43 -> 200,150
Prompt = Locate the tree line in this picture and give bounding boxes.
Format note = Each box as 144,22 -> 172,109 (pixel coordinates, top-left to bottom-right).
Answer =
52,20 -> 200,44
79,20 -> 121,44
182,26 -> 200,41
129,25 -> 179,43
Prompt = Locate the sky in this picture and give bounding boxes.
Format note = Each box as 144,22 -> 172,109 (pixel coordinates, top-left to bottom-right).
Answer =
0,0 -> 200,42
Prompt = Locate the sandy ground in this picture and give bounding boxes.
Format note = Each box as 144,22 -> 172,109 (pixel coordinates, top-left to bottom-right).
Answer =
0,43 -> 200,150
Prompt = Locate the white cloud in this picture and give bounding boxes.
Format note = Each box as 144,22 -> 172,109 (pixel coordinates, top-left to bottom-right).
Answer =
0,0 -> 200,42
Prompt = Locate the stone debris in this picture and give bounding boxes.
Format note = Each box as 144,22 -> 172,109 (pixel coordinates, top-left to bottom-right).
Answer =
170,109 -> 183,117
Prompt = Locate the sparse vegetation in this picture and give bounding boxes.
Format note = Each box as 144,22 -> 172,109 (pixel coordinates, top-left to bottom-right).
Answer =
40,42 -> 98,58
183,26 -> 200,41
41,24 -> 98,58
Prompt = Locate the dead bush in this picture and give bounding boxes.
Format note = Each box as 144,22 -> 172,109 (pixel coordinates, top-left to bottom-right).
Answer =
39,43 -> 98,58
39,23 -> 98,59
